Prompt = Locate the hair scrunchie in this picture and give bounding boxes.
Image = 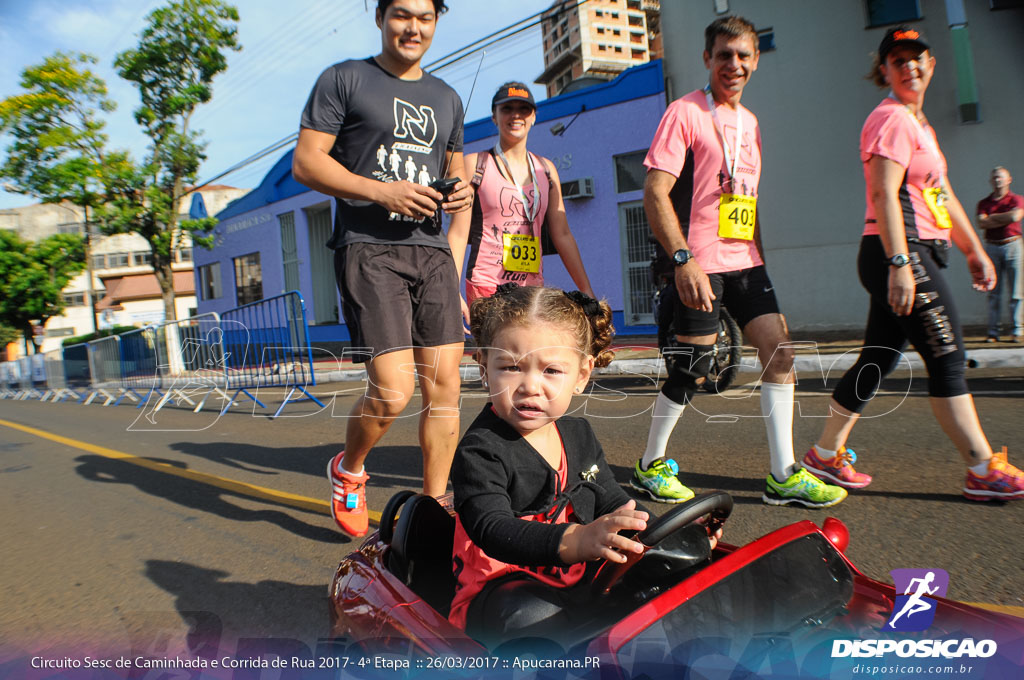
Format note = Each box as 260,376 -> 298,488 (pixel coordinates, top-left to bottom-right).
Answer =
494,283 -> 520,297
564,290 -> 600,317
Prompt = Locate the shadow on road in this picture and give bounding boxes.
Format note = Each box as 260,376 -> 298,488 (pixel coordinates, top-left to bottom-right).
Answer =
608,463 -> 769,507
143,559 -> 328,651
167,441 -> 426,492
73,454 -> 346,543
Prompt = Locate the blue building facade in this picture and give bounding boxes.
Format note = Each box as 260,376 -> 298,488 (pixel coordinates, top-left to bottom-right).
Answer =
194,60 -> 668,342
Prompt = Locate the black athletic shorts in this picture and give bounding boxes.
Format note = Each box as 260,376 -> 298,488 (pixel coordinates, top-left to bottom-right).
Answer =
672,265 -> 781,336
335,243 -> 464,363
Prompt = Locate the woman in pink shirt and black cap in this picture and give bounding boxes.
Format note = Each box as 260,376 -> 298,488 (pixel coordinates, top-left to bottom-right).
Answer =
447,82 -> 595,324
802,26 -> 1024,502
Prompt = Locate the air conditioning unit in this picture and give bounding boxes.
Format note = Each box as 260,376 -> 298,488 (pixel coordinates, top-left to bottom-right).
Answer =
560,177 -> 594,200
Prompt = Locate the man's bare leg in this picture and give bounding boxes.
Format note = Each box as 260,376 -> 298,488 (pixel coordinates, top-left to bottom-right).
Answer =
414,342 -> 464,496
340,348 -> 417,474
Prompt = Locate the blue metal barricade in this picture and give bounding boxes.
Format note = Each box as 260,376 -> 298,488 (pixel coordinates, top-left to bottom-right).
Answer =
149,313 -> 229,413
0,361 -> 17,398
85,335 -> 126,405
42,349 -> 81,402
17,356 -> 44,399
31,353 -> 46,397
219,291 -> 324,418
62,342 -> 91,401
119,325 -> 164,407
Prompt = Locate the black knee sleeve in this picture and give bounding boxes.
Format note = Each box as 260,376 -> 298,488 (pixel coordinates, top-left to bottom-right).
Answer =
661,343 -> 715,405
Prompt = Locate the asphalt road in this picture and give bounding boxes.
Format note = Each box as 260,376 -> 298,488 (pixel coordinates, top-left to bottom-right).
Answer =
1,367 -> 1022,660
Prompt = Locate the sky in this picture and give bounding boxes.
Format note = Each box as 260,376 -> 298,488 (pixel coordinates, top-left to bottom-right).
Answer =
0,0 -> 559,210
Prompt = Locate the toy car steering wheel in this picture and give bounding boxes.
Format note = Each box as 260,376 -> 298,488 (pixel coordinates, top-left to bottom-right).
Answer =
592,491 -> 733,595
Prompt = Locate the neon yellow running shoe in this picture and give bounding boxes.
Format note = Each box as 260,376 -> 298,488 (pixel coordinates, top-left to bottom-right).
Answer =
763,467 -> 847,508
631,458 -> 695,504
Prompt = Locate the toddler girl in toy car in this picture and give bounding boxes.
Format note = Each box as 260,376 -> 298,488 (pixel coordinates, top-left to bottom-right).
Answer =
449,284 -> 719,643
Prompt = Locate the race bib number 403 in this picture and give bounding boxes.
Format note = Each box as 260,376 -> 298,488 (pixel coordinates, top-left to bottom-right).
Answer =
718,193 -> 757,240
502,233 -> 541,273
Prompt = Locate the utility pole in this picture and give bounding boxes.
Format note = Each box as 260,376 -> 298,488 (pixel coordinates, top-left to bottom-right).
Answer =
83,202 -> 99,334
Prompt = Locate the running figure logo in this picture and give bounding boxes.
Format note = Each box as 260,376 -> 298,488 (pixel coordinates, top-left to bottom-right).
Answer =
886,568 -> 949,631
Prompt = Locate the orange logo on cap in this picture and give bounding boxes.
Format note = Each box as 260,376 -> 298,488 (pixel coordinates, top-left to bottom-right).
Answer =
507,87 -> 529,98
893,30 -> 919,41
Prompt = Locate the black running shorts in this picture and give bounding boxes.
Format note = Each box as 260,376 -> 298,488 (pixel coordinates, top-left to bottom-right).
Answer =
335,243 -> 464,363
672,265 -> 782,336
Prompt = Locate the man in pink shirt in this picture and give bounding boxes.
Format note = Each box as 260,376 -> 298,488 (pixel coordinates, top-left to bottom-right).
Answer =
633,16 -> 847,508
977,167 -> 1024,343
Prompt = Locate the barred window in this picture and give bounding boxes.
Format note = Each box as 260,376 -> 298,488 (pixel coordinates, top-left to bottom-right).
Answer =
199,262 -> 222,301
233,253 -> 263,306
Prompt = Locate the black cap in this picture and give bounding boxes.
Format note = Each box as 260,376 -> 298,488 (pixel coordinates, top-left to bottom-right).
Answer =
878,25 -> 929,60
491,82 -> 535,110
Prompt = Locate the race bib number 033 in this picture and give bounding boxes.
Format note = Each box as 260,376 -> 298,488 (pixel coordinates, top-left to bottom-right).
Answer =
718,193 -> 757,240
502,233 -> 541,273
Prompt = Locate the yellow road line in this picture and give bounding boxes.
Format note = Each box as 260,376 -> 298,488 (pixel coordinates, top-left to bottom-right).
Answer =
4,419 -> 1023,618
0,417 -> 381,524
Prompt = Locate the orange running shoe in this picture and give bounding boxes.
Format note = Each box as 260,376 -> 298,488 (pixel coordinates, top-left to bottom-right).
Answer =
327,452 -> 369,536
963,447 -> 1024,502
802,446 -> 873,489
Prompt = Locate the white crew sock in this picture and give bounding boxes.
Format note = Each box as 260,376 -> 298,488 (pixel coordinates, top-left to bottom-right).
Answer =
641,392 -> 687,469
336,452 -> 364,477
761,382 -> 797,482
969,459 -> 992,476
813,444 -> 838,461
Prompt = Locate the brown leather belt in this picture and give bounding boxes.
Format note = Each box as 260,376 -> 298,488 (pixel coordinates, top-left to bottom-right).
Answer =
987,236 -> 1021,245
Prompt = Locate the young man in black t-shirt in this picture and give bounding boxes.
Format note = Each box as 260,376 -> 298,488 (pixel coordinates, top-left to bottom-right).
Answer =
294,0 -> 471,537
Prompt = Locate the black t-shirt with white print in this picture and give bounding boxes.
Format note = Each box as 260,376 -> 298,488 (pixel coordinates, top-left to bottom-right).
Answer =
300,57 -> 464,249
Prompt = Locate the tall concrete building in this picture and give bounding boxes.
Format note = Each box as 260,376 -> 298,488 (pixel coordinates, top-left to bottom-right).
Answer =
536,0 -> 661,97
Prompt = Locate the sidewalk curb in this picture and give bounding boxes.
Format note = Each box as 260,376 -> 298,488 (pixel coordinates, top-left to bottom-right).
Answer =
604,347 -> 1024,377
313,349 -> 1024,384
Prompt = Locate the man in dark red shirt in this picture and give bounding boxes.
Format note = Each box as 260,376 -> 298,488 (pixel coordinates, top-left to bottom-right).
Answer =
977,166 -> 1024,342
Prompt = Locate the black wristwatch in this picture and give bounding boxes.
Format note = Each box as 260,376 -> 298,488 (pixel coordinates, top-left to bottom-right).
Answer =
672,249 -> 694,266
888,253 -> 911,268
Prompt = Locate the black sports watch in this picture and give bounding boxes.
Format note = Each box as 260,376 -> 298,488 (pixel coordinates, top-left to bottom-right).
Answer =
672,249 -> 694,266
888,253 -> 911,268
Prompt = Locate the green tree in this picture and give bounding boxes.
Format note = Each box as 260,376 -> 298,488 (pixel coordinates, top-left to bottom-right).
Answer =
105,0 -> 240,321
0,51 -> 113,209
0,51 -> 116,332
0,230 -> 87,353
0,324 -> 20,350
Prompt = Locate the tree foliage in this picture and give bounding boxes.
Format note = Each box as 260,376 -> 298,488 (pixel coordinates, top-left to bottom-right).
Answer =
0,230 -> 87,353
0,324 -> 20,350
104,0 -> 240,321
0,51 -> 115,215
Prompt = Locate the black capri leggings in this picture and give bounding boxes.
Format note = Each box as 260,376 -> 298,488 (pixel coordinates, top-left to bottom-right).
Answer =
832,235 -> 967,414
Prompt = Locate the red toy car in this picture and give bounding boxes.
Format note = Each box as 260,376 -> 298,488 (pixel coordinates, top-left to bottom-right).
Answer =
328,491 -> 1024,679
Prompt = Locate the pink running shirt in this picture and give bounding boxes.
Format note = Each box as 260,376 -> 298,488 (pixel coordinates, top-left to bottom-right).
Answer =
644,89 -> 763,274
860,97 -> 951,242
464,151 -> 550,299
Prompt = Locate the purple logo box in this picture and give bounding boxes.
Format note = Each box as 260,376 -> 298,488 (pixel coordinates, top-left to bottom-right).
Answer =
886,568 -> 950,631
